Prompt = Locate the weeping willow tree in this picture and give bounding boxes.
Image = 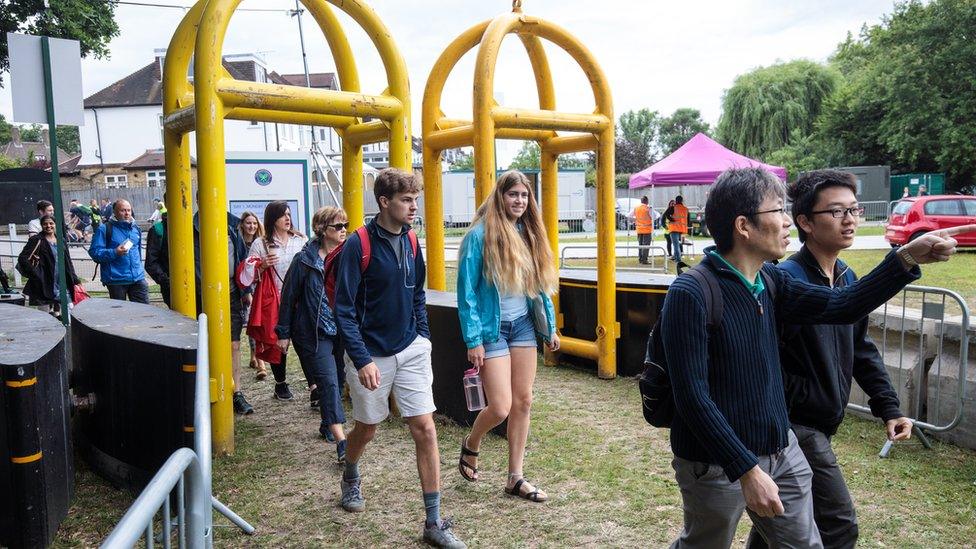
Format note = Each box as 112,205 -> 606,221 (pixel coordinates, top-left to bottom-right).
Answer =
717,60 -> 839,160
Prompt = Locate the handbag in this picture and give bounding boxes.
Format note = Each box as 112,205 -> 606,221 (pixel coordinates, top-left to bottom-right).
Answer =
27,239 -> 42,268
72,284 -> 91,305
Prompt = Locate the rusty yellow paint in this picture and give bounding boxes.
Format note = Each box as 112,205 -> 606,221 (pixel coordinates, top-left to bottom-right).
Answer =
421,3 -> 618,378
162,0 -> 412,454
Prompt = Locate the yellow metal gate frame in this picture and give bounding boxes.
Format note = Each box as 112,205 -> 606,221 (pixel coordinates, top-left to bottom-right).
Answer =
162,0 -> 411,454
422,2 -> 619,378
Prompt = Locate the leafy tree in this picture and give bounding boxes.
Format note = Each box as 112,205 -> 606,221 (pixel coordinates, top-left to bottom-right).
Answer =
56,126 -> 79,154
449,152 -> 474,171
616,109 -> 659,169
19,123 -> 42,142
717,60 -> 840,159
821,0 -> 976,191
0,155 -> 19,171
1,0 -> 120,87
0,114 -> 11,144
507,141 -> 592,171
765,133 -> 834,182
657,108 -> 710,156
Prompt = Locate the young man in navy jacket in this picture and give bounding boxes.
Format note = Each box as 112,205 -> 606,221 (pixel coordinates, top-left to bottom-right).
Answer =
661,167 -> 973,548
334,168 -> 465,549
743,170 -> 911,549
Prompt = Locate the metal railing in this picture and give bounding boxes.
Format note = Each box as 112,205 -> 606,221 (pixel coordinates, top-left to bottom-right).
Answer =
442,210 -> 594,232
101,314 -> 255,548
848,286 -> 970,457
559,244 -> 672,273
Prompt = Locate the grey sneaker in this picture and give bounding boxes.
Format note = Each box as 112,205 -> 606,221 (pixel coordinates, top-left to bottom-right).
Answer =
423,518 -> 466,549
340,477 -> 365,512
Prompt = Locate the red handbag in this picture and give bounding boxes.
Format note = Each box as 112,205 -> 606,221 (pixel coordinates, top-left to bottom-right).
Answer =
72,284 -> 91,305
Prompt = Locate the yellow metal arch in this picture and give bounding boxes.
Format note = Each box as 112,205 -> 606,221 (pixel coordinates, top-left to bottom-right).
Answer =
162,0 -> 411,454
422,4 -> 618,378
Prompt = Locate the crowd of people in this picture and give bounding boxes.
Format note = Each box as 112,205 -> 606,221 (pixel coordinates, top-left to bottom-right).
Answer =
12,166 -> 972,549
630,194 -> 691,267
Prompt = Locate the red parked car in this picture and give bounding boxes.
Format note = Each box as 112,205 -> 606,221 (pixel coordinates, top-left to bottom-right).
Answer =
885,195 -> 976,247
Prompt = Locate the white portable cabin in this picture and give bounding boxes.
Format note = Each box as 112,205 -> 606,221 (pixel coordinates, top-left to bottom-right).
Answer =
438,169 -> 587,228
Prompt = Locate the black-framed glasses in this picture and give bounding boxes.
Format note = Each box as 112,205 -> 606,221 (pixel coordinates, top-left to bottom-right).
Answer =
810,206 -> 865,219
328,222 -> 349,230
746,208 -> 786,217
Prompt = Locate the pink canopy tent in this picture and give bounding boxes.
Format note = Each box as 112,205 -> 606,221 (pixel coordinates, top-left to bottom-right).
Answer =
628,133 -> 787,189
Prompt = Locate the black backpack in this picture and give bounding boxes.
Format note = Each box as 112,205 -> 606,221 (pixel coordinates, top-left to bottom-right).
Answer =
639,263 -> 776,428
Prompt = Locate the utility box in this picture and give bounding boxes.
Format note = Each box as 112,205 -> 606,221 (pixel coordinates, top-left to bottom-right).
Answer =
0,304 -> 72,549
836,165 -> 891,203
891,173 -> 946,200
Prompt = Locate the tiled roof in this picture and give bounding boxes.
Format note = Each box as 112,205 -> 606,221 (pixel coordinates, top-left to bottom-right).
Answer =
83,57 -> 313,108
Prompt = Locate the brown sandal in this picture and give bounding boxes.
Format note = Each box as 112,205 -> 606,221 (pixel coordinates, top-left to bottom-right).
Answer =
505,478 -> 548,502
458,436 -> 479,482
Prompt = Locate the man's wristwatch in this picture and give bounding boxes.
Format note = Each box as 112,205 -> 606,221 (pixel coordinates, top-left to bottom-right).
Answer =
897,246 -> 918,267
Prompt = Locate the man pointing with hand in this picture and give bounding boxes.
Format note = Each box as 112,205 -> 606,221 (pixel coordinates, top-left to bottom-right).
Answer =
660,168 -> 973,549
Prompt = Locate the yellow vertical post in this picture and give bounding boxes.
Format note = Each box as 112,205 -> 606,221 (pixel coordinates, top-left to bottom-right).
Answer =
195,0 -> 234,455
596,127 -> 616,379
342,138 -> 364,230
540,148 -> 560,367
163,132 -> 195,317
424,147 -> 446,290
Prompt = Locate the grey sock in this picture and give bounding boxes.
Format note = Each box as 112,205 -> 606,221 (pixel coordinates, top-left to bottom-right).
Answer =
423,491 -> 441,527
343,460 -> 359,482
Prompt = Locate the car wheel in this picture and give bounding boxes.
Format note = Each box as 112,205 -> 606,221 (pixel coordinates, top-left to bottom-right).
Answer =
909,231 -> 927,242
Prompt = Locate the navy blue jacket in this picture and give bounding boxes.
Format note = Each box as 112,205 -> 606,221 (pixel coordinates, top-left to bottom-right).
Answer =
276,238 -> 337,350
661,247 -> 919,481
778,246 -> 902,436
334,219 -> 430,369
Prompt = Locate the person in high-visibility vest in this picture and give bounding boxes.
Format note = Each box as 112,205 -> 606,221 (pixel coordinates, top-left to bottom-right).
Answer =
633,196 -> 654,264
669,195 -> 689,264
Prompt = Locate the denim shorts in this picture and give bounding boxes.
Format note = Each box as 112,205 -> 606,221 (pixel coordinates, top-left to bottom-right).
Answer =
483,313 -> 537,360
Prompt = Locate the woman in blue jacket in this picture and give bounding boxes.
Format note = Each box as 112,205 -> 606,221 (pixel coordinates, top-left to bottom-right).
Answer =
456,170 -> 559,503
276,206 -> 348,462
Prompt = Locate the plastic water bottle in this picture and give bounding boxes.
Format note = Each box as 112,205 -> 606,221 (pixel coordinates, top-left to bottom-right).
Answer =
463,368 -> 486,411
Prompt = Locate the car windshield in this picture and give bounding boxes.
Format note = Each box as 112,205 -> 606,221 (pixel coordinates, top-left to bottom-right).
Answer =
892,201 -> 912,215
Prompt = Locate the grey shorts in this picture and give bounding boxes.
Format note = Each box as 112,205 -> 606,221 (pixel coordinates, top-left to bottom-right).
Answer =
346,335 -> 436,424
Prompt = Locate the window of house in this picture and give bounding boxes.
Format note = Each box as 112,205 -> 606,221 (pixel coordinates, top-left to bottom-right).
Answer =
105,175 -> 129,189
147,171 -> 166,188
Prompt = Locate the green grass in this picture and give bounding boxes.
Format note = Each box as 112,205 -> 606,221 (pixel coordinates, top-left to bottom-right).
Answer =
53,357 -> 976,547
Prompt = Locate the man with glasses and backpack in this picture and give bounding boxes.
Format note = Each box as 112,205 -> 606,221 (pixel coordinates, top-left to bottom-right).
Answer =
648,167 -> 973,548
741,170 -> 912,549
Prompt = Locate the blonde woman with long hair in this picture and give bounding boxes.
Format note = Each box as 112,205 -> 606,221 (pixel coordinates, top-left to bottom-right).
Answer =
456,170 -> 559,503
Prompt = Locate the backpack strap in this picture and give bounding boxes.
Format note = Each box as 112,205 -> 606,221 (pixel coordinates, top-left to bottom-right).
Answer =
684,264 -> 723,328
356,225 -> 371,272
760,266 -> 778,303
356,225 -> 418,273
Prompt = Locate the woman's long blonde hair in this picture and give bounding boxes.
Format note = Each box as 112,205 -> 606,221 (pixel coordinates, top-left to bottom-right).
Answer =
473,170 -> 557,296
238,211 -> 264,244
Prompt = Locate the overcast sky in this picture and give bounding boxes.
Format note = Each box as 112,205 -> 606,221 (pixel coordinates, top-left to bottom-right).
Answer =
1,0 -> 895,160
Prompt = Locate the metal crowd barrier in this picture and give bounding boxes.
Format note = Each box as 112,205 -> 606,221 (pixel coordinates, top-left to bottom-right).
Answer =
849,285 -> 971,457
101,314 -> 255,548
559,244 -> 671,273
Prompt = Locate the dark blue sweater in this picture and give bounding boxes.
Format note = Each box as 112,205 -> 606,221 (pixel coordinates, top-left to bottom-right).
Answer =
661,248 -> 919,481
334,219 -> 430,369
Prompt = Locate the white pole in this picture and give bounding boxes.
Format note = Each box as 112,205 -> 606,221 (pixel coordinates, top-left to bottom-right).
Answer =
8,223 -> 21,287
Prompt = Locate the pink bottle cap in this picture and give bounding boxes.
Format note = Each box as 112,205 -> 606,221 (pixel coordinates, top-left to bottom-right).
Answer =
464,368 -> 479,377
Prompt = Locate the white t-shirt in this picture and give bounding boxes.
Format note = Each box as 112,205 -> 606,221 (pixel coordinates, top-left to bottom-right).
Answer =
247,233 -> 307,292
27,218 -> 42,236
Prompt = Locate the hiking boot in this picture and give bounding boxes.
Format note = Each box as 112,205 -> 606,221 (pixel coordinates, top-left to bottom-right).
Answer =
274,382 -> 294,401
336,440 -> 347,464
340,476 -> 365,512
233,392 -> 254,415
423,517 -> 466,549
